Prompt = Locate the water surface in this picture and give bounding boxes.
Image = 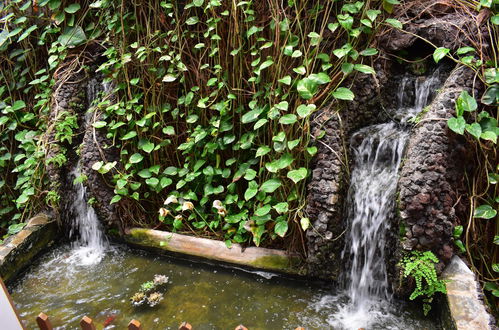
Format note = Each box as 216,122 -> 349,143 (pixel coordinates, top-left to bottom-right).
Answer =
10,244 -> 438,329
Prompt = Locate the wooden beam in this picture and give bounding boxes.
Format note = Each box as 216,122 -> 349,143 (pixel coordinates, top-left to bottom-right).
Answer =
79,316 -> 96,330
36,313 -> 52,330
128,319 -> 142,330
179,322 -> 192,330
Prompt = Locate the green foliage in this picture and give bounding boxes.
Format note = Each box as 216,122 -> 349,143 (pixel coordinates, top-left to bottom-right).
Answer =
0,0 -> 394,250
402,251 -> 447,315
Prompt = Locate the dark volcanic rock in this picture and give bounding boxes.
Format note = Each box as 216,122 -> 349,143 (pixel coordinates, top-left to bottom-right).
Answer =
393,65 -> 480,295
305,106 -> 348,280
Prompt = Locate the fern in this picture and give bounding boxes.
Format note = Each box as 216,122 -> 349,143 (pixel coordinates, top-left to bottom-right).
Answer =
402,251 -> 447,315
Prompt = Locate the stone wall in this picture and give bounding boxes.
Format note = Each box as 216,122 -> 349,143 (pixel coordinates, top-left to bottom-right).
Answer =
396,65 -> 478,271
0,214 -> 57,283
305,107 -> 347,279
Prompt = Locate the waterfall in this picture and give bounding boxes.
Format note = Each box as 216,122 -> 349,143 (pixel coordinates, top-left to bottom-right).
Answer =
333,70 -> 442,328
65,77 -> 110,266
67,166 -> 108,265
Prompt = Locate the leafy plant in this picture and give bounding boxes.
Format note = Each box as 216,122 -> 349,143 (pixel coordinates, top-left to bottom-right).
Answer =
402,251 -> 447,315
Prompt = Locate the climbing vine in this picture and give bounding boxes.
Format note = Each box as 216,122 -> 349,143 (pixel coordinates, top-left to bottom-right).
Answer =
0,0 -> 408,249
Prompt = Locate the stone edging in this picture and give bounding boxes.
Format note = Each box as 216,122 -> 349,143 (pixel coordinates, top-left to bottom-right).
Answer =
0,214 -> 57,283
441,255 -> 495,329
124,228 -> 302,274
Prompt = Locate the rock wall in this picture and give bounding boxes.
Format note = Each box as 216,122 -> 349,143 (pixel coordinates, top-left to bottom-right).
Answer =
305,107 -> 347,279
80,76 -> 120,229
44,52 -> 119,232
397,65 -> 477,266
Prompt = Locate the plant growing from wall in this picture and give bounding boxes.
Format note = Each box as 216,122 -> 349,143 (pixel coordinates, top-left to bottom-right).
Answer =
402,251 -> 447,316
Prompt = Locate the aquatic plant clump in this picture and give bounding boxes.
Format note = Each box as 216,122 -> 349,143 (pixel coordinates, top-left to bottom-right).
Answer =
130,274 -> 169,307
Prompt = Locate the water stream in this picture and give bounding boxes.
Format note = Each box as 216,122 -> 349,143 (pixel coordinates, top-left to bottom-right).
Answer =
66,165 -> 108,265
330,70 -> 442,328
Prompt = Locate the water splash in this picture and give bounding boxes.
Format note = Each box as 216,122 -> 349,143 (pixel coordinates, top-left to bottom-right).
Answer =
330,70 -> 442,329
66,166 -> 108,266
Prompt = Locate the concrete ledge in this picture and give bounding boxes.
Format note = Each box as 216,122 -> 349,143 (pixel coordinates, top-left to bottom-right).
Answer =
441,255 -> 495,329
0,214 -> 58,283
124,228 -> 302,274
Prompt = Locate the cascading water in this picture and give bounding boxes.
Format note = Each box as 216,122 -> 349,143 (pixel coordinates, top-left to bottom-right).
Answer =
329,70 -> 442,329
65,77 -> 110,266
67,166 -> 108,265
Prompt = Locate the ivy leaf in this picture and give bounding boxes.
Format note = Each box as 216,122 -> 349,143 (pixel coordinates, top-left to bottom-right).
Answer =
481,85 -> 498,105
58,26 -> 87,47
146,177 -> 159,187
92,121 -> 106,128
255,205 -> 271,216
260,178 -> 282,193
332,87 -> 355,100
433,47 -> 450,63
245,181 -> 258,201
186,16 -> 199,25
17,25 -> 37,42
341,63 -> 354,74
354,64 -> 375,74
279,114 -> 297,125
160,177 -> 173,188
453,225 -> 464,238
385,18 -> 403,29
447,116 -> 465,135
492,264 -> 499,273
300,217 -> 310,231
64,3 -> 81,13
287,167 -> 308,183
297,78 -> 318,100
241,108 -> 263,124
162,74 -> 176,82
481,131 -> 497,143
140,141 -> 155,153
273,202 -> 289,214
138,169 -> 151,178
110,195 -> 122,204
494,236 -> 499,245
259,59 -> 274,71
254,119 -> 267,130
163,126 -> 175,135
275,101 -> 289,111
297,104 -> 316,118
129,153 -> 144,164
274,221 -> 288,237
360,48 -> 378,56
265,153 -> 294,172
308,72 -> 331,85
256,146 -> 271,157
473,204 -> 497,219
456,90 -> 477,113
465,123 -> 482,139
12,100 -> 26,111
278,76 -> 292,85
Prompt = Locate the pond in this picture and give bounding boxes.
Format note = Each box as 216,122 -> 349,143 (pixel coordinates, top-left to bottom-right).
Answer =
10,244 -> 439,329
